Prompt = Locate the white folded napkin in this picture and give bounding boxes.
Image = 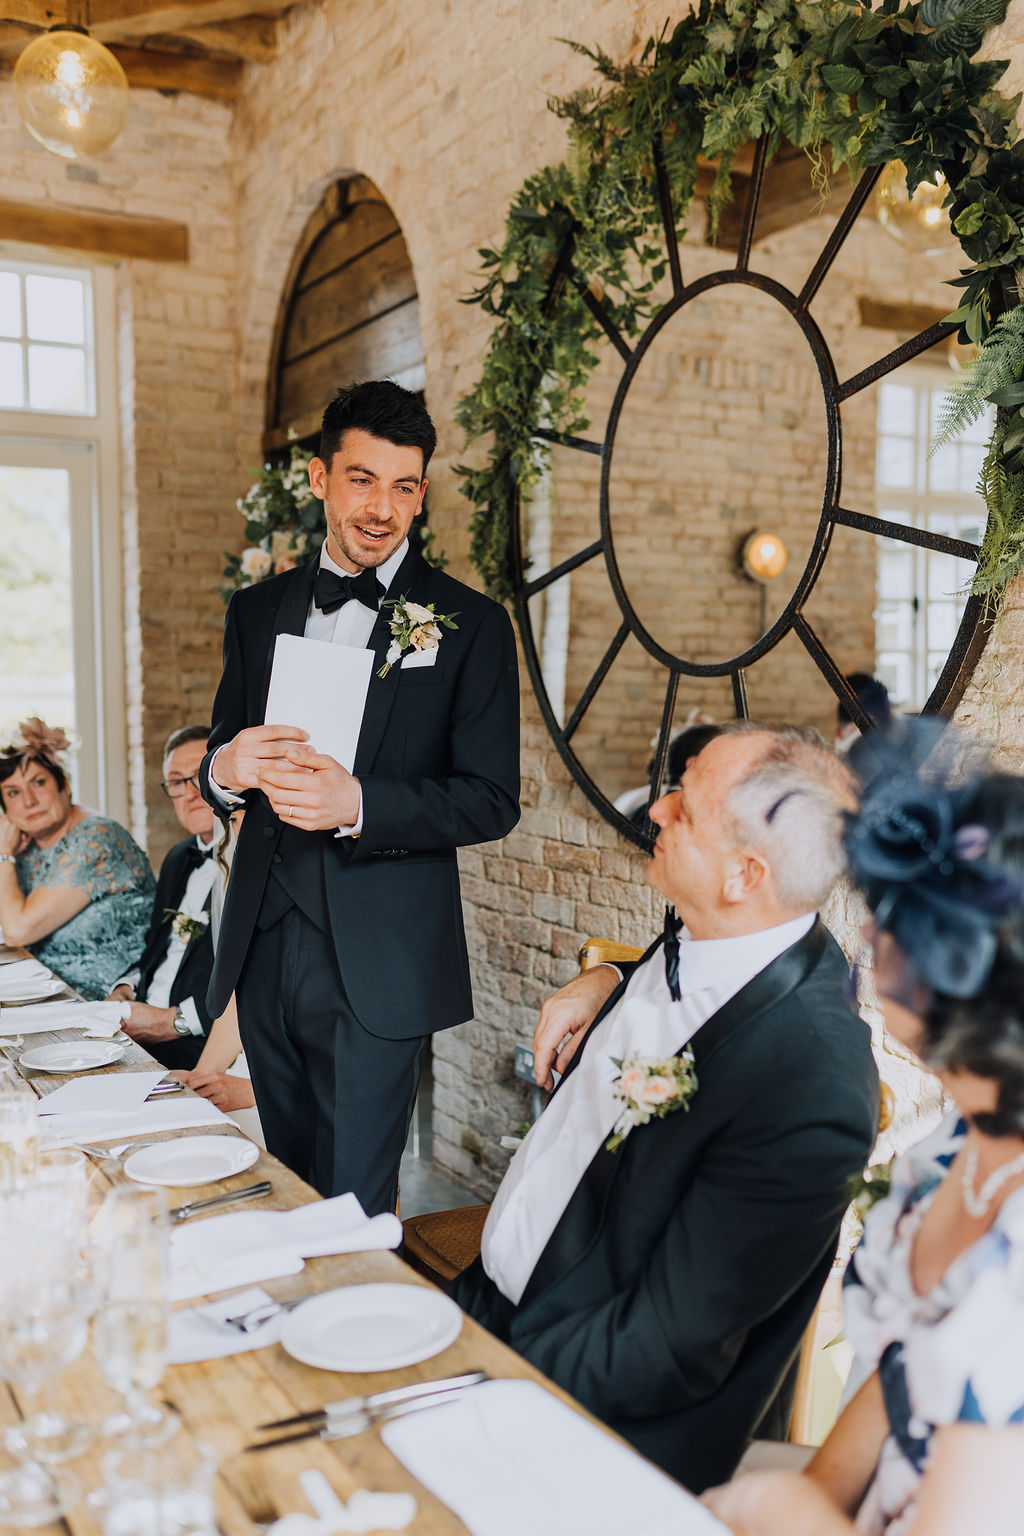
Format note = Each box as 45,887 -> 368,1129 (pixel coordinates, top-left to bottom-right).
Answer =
0,1000 -> 128,1036
38,1070 -> 165,1116
169,1192 -> 403,1301
167,1285 -> 287,1364
38,1096 -> 236,1148
268,1470 -> 415,1536
0,958 -> 52,983
381,1379 -> 726,1536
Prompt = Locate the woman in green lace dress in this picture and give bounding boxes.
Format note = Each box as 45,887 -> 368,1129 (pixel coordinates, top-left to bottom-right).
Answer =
0,719 -> 154,999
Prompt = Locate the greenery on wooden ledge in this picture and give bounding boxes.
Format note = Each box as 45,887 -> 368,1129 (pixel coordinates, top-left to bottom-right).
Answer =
455,0 -> 1024,604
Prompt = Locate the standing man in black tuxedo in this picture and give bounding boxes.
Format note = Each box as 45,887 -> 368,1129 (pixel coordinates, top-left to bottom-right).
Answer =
452,726 -> 879,1493
200,381 -> 520,1213
108,727 -> 218,1070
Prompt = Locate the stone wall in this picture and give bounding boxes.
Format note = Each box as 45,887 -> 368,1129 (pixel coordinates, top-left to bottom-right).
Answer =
4,0 -> 1024,1194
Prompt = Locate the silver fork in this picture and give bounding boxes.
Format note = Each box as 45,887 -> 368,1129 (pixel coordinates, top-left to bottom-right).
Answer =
70,1140 -> 148,1160
215,1296 -> 307,1333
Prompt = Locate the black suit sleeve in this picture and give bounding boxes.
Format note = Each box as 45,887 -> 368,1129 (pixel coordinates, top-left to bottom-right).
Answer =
200,592 -> 251,810
512,1040 -> 871,1421
355,599 -> 520,854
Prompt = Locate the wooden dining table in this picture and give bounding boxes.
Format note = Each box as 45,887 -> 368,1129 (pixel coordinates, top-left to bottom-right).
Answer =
0,947 -> 623,1536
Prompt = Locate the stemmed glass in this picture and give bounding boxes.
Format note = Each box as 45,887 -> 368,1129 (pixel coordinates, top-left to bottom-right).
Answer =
0,1066 -> 38,1191
0,1200 -> 90,1526
91,1184 -> 173,1445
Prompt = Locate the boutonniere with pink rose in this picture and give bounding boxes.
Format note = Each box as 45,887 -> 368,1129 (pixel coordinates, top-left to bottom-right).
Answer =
377,595 -> 459,678
605,1050 -> 697,1153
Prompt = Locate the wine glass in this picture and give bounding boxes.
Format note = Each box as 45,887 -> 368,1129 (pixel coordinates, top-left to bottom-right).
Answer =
91,1185 -> 172,1445
90,1428 -> 219,1536
2,1154 -> 95,1465
0,1211 -> 88,1525
0,1070 -> 38,1191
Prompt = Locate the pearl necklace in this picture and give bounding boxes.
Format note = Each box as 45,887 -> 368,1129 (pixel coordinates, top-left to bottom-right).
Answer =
960,1142 -> 1024,1219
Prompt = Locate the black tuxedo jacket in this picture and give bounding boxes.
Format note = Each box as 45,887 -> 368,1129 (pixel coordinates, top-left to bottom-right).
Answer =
452,922 -> 879,1492
130,837 -> 215,1071
200,545 -> 520,1035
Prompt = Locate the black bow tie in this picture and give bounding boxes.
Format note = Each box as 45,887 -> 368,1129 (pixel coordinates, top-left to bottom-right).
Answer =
663,905 -> 683,1001
183,841 -> 214,874
314,566 -> 382,615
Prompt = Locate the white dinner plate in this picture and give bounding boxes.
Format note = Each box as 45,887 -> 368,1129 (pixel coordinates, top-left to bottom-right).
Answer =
0,979 -> 65,1004
281,1283 -> 463,1372
19,1040 -> 126,1073
123,1135 -> 260,1187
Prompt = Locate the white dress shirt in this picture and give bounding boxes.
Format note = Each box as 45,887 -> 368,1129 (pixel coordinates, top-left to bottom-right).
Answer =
209,538 -> 409,835
481,912 -> 815,1305
115,834 -> 218,1036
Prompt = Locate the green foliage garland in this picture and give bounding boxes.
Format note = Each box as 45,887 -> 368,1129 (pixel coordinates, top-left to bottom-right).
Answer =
456,0 -> 1024,603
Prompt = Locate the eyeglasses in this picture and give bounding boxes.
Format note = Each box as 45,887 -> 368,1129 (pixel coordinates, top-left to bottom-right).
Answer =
161,774 -> 201,799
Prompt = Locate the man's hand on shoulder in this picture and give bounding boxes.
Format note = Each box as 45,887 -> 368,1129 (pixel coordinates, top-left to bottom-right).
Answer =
257,744 -> 361,831
122,1003 -> 178,1044
214,725 -> 310,794
532,965 -> 621,1089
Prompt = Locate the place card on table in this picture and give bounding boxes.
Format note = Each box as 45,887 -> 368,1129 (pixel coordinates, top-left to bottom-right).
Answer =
264,633 -> 374,771
381,1379 -> 727,1536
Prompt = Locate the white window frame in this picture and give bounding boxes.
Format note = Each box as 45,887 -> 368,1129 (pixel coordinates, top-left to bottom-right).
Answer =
874,364 -> 989,712
0,250 -> 125,822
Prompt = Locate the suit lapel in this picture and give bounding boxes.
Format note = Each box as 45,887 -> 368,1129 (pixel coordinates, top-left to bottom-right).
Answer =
520,919 -> 832,1308
353,545 -> 429,777
260,558 -> 318,713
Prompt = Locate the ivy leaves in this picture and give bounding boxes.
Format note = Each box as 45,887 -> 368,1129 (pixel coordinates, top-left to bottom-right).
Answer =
456,0 -> 1022,602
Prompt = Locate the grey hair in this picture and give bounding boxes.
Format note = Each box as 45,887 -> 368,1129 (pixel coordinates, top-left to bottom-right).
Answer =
163,724 -> 209,772
718,723 -> 856,912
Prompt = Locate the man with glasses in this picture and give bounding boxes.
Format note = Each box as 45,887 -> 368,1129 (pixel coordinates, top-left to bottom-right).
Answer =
107,726 -> 218,1069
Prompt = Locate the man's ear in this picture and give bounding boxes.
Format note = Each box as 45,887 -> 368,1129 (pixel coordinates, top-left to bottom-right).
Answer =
309,456 -> 327,501
721,850 -> 770,906
415,475 -> 428,517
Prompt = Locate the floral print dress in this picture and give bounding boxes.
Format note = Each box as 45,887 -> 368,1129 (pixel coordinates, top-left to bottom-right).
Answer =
843,1112 -> 1024,1534
16,816 -> 155,999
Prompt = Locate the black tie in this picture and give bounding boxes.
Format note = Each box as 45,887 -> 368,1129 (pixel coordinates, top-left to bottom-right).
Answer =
183,841 -> 213,875
663,905 -> 682,1001
314,567 -> 382,614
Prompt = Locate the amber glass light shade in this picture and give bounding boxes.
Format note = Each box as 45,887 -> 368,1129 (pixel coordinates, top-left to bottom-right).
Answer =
14,28 -> 129,160
741,531 -> 788,583
875,162 -> 950,255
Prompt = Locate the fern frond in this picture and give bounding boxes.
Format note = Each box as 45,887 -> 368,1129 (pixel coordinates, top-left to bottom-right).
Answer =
934,302 -> 1024,449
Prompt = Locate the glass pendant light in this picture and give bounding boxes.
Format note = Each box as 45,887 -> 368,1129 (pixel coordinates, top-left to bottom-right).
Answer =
14,25 -> 129,159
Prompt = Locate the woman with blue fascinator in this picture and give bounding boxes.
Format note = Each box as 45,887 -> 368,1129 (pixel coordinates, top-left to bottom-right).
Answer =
703,722 -> 1024,1535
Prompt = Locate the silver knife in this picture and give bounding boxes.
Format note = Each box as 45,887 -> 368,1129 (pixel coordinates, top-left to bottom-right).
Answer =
249,1372 -> 488,1450
166,1180 -> 272,1224
257,1371 -> 488,1432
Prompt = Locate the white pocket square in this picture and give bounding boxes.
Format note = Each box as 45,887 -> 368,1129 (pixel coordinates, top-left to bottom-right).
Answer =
400,649 -> 438,670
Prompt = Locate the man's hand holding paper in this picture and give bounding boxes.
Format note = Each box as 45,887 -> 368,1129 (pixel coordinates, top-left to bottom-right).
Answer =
257,745 -> 361,831
214,724 -> 309,793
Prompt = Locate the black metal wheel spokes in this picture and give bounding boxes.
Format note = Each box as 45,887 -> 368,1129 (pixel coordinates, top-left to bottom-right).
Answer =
512,137 -> 990,850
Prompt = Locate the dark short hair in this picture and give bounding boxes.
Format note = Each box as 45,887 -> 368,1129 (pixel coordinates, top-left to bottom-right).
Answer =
0,753 -> 67,796
163,725 -> 209,764
667,723 -> 724,784
319,380 -> 437,473
923,774 -> 1024,1137
838,672 -> 891,729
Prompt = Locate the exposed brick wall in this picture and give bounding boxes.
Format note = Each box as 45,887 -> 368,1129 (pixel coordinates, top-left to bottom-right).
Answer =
3,0 -> 1024,1196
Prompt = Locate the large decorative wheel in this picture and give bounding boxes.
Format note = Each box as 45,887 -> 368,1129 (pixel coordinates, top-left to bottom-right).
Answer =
512,141 -> 991,849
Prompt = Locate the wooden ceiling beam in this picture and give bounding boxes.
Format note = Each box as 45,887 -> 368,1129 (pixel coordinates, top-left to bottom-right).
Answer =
172,15 -> 276,61
0,0 -> 296,39
0,40 -> 242,93
0,197 -> 188,261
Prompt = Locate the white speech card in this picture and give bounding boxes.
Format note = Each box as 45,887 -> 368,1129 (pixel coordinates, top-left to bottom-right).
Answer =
264,634 -> 374,772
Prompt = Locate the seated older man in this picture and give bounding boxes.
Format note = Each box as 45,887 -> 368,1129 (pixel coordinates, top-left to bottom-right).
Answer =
109,727 -> 218,1069
452,725 -> 879,1493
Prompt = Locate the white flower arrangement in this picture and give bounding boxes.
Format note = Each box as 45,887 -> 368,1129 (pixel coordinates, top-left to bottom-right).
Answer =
221,442 -> 324,601
606,1050 -> 697,1152
378,595 -> 459,677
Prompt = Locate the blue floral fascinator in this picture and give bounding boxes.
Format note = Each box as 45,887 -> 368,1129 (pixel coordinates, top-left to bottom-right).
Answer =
844,719 -> 1022,999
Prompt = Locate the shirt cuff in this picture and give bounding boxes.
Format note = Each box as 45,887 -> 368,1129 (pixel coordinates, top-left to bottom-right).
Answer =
333,785 -> 364,840
209,746 -> 245,808
176,998 -> 204,1037
111,968 -> 141,994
